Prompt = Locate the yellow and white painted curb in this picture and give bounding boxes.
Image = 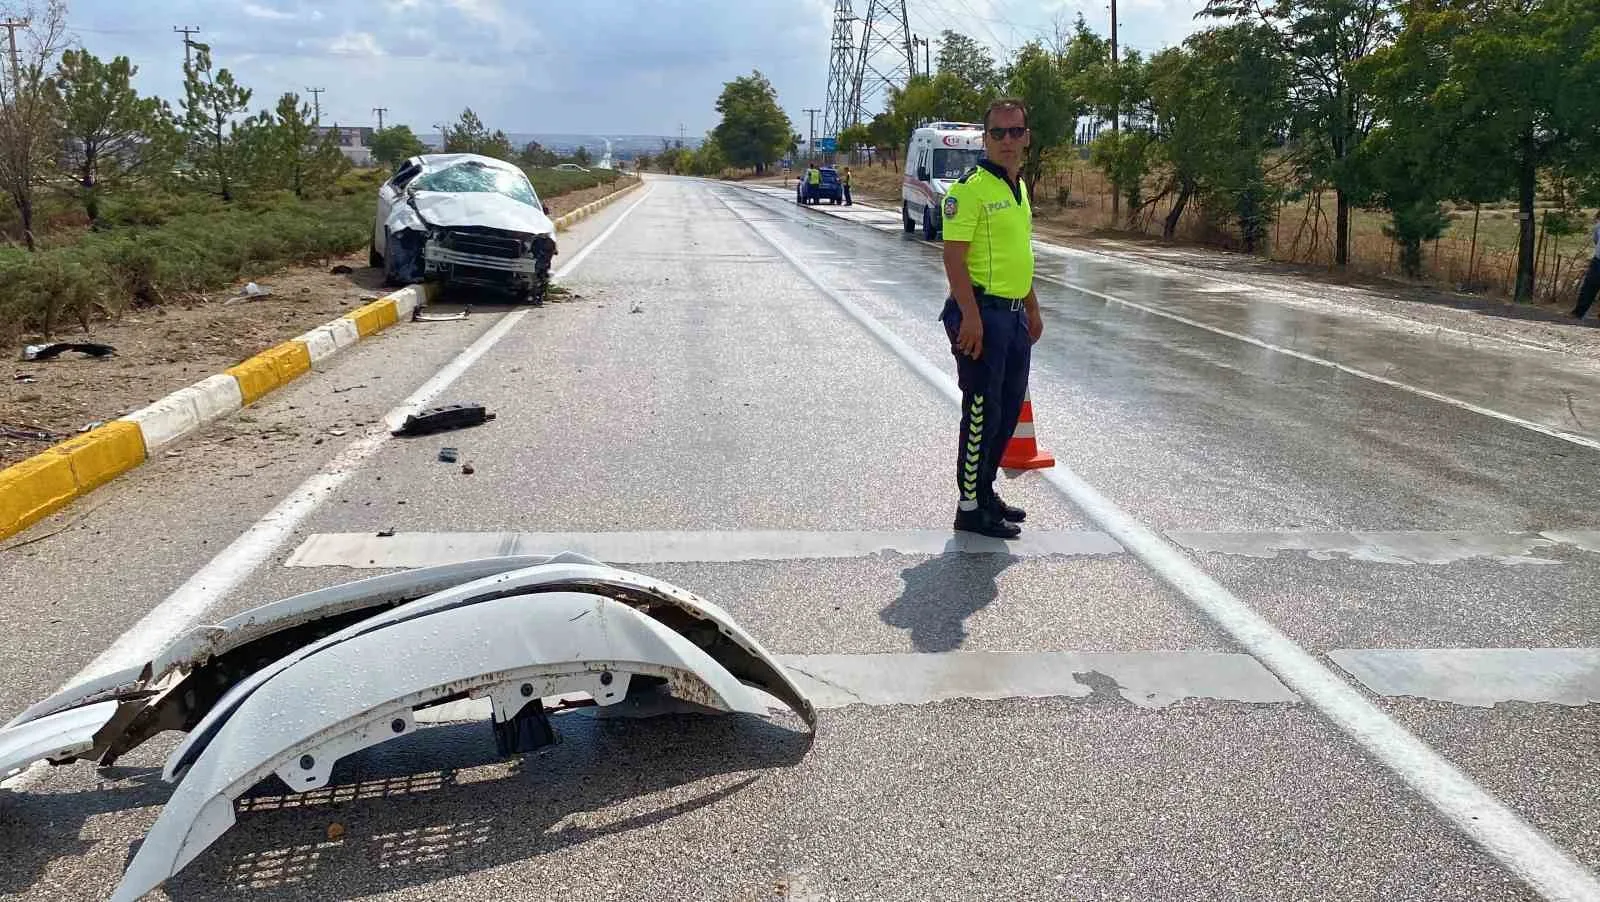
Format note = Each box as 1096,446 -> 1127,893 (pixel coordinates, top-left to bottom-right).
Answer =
0,176 -> 646,542
552,176 -> 643,233
0,284 -> 434,541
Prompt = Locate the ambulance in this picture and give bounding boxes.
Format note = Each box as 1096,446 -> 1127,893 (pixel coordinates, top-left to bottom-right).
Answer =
901,121 -> 985,240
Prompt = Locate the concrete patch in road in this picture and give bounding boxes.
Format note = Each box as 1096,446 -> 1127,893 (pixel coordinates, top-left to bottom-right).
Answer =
284,529 -> 1128,568
1171,530 -> 1577,566
415,650 -> 1299,724
284,528 -> 1600,570
1541,530 -> 1600,555
1331,648 -> 1600,707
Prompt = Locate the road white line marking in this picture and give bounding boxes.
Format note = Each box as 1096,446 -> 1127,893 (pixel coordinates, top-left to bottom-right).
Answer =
1330,648 -> 1600,708
732,183 -> 1600,455
282,528 -> 1600,569
1032,272 -> 1600,453
2,187 -> 656,793
1029,239 -> 1579,358
283,529 -> 1125,568
718,190 -> 1600,902
413,650 -> 1298,724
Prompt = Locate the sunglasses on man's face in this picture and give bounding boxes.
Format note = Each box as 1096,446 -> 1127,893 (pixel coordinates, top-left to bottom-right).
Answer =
987,126 -> 1027,140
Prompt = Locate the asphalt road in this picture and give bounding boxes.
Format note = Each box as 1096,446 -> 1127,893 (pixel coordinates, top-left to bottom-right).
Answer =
2,174 -> 1598,902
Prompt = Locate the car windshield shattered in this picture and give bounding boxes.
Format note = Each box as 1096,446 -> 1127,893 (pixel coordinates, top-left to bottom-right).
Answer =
413,162 -> 540,208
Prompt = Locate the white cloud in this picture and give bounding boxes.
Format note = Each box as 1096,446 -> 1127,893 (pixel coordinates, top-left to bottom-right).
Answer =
242,3 -> 294,19
447,0 -> 499,23
327,31 -> 384,57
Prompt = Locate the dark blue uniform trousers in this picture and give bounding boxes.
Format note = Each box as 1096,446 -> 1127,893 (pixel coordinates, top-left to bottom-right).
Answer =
940,293 -> 1031,508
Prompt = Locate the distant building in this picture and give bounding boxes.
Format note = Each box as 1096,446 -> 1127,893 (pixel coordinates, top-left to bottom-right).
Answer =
313,125 -> 375,166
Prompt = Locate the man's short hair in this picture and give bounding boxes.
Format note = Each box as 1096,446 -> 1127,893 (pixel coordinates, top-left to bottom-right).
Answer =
984,98 -> 1028,130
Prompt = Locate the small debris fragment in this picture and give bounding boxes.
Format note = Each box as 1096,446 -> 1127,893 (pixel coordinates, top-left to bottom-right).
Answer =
0,424 -> 57,442
327,822 -> 346,841
461,463 -> 475,475
437,447 -> 459,463
330,265 -> 354,275
223,282 -> 272,305
414,307 -> 469,322
328,429 -> 347,437
332,384 -> 367,394
14,373 -> 35,383
23,342 -> 116,361
376,527 -> 395,538
78,421 -> 105,433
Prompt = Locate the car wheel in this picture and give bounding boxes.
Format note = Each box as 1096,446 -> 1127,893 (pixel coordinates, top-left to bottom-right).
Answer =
902,202 -> 916,233
922,206 -> 937,241
381,232 -> 404,287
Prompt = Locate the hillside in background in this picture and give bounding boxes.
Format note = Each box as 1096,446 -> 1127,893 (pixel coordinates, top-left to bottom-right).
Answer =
423,133 -> 704,158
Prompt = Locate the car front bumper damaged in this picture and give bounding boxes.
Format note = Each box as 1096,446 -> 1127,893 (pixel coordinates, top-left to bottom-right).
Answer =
0,555 -> 815,902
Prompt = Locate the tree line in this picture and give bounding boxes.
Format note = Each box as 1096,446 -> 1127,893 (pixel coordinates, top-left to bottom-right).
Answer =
0,0 -> 364,249
828,3 -> 1599,301
0,0 -> 603,254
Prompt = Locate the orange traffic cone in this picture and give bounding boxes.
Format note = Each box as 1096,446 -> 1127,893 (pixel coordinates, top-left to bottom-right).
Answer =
1000,392 -> 1055,471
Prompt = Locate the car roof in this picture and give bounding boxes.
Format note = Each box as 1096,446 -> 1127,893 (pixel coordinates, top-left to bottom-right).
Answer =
410,153 -> 525,176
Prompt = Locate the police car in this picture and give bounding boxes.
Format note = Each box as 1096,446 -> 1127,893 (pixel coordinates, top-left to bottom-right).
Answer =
902,122 -> 985,240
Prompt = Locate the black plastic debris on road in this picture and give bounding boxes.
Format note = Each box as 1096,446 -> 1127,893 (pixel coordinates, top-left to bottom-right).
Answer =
391,403 -> 496,437
22,342 -> 116,361
438,447 -> 459,463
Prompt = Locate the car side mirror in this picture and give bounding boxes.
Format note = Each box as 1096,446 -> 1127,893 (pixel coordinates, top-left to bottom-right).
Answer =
917,167 -> 929,182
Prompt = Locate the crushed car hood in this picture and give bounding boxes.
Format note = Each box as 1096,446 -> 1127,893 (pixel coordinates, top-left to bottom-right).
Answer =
395,190 -> 555,236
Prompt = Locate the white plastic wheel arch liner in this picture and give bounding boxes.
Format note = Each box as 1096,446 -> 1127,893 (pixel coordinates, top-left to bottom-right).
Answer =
0,701 -> 119,780
163,561 -> 816,784
0,554 -> 598,771
111,589 -> 805,902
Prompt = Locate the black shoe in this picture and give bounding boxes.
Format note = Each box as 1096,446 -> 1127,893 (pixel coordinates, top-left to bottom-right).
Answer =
954,506 -> 1021,539
987,495 -> 1026,523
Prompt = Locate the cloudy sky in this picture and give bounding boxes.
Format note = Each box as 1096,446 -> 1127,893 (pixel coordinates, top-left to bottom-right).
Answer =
64,0 -> 1214,139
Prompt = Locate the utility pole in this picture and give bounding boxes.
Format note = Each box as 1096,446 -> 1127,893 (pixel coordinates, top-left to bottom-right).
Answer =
0,18 -> 27,86
372,107 -> 387,131
912,35 -> 931,78
173,25 -> 200,69
803,107 -> 821,162
1109,0 -> 1119,224
306,87 -> 325,123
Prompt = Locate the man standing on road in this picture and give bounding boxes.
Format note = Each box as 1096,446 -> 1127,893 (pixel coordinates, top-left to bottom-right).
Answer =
1572,209 -> 1600,320
939,98 -> 1042,539
843,166 -> 854,205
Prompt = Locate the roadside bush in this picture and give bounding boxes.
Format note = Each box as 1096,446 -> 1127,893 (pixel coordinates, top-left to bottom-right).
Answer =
525,167 -> 621,200
0,192 -> 373,342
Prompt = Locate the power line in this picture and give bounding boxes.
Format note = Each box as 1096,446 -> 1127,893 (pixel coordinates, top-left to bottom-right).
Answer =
306,86 -> 324,123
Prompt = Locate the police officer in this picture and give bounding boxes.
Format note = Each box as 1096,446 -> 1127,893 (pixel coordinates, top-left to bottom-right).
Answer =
939,98 -> 1042,539
842,166 -> 854,205
806,163 -> 822,203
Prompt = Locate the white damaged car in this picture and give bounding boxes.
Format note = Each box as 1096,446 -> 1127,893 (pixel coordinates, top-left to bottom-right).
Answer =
371,152 -> 559,304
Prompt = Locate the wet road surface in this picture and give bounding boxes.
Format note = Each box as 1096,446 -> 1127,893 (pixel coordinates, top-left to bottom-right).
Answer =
2,175 -> 1598,901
